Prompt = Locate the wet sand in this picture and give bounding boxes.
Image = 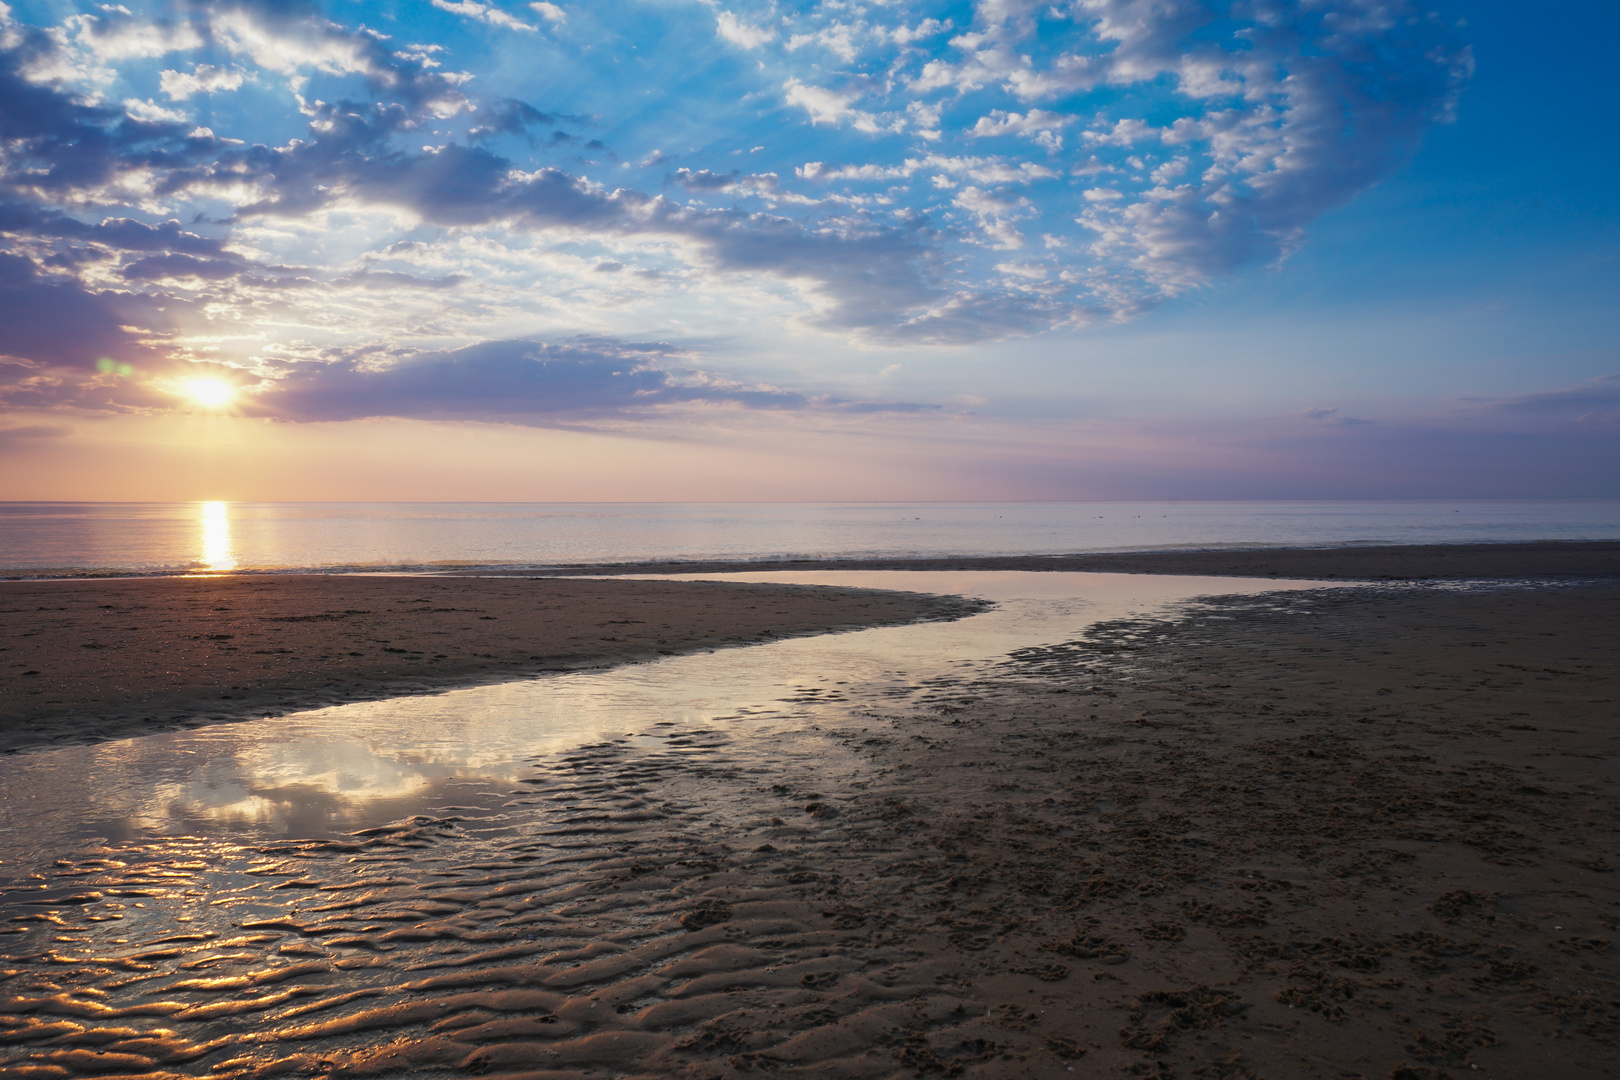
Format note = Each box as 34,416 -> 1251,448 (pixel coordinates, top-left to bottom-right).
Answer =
0,581 -> 1614,1078
515,539 -> 1620,581
0,575 -> 980,754
1,556 -> 1616,1078
830,581 -> 1620,1078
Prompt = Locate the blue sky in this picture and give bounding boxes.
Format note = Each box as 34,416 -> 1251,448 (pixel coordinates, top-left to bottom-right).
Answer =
0,0 -> 1613,500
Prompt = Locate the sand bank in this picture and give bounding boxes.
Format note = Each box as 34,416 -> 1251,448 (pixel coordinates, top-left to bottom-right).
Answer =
2,581 -> 1613,1079
518,538 -> 1620,581
0,574 -> 979,754
809,580 -> 1620,1077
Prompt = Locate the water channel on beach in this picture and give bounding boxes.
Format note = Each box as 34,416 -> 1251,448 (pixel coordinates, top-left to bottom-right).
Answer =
0,571 -> 1339,1078
0,572 -> 1332,856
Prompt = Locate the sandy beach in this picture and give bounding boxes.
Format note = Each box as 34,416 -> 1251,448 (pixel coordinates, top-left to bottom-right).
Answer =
0,0 -> 1610,1073
0,575 -> 980,754
0,549 -> 1615,1078
510,539 -> 1620,581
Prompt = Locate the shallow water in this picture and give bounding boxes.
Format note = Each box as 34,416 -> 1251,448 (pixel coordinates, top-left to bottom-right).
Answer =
0,571 -> 1339,1078
0,572 -> 1327,862
5,499 -> 1617,574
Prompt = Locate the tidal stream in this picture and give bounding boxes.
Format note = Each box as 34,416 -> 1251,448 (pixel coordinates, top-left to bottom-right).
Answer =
0,571 -> 1333,1078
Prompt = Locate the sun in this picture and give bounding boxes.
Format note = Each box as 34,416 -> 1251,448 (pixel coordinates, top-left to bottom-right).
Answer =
184,377 -> 236,409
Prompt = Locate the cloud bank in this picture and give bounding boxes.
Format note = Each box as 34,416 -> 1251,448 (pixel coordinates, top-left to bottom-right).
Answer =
0,0 -> 1470,424
261,338 -> 916,422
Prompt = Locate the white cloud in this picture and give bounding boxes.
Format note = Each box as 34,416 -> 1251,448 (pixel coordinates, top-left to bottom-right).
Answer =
923,155 -> 1058,185
1005,52 -> 1096,101
910,41 -> 1022,96
63,11 -> 203,61
1150,158 -> 1188,184
797,161 -> 910,182
995,261 -> 1047,279
906,99 -> 943,141
783,80 -> 857,125
889,18 -> 951,46
717,11 -> 773,49
1082,118 -> 1155,147
529,2 -> 566,24
19,11 -> 203,86
953,186 -> 1033,250
796,154 -> 1057,187
782,79 -> 899,133
123,97 -> 187,124
159,63 -> 245,100
968,109 -> 1072,151
212,10 -> 382,77
432,0 -> 536,32
786,21 -> 858,62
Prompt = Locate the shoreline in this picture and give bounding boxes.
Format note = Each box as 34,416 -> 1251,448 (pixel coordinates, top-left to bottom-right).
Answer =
497,538 -> 1620,581
5,538 -> 1618,582
1,576 -> 1613,1077
5,539 -> 1617,756
0,574 -> 982,755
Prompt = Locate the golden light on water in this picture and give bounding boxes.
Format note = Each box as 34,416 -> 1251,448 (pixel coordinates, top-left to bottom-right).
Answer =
184,377 -> 236,409
200,501 -> 236,572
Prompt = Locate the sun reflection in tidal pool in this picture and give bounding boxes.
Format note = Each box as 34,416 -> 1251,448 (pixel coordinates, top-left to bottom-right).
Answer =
200,500 -> 236,572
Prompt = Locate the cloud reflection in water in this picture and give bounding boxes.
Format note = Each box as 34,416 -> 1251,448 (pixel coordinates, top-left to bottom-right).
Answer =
0,572 -> 1337,855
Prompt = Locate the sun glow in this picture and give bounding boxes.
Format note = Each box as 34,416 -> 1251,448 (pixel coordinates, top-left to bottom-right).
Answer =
185,377 -> 236,409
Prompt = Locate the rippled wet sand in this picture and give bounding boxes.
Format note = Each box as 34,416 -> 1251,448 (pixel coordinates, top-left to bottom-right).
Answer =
1,721 -> 930,1078
0,572 -> 1355,1078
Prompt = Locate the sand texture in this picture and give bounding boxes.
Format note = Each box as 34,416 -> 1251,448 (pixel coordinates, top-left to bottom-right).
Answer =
0,581 -> 1614,1078
521,539 -> 1620,581
0,575 -> 980,754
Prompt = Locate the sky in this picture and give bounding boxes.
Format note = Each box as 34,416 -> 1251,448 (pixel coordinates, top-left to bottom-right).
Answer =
0,0 -> 1614,501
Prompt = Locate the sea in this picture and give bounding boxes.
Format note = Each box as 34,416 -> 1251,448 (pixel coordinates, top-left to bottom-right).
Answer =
2,499 -> 1618,576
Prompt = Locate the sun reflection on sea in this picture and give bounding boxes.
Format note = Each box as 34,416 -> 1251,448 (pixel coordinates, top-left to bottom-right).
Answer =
200,500 -> 236,572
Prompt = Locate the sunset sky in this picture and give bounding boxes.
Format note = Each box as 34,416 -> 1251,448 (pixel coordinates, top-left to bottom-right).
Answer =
0,0 -> 1613,501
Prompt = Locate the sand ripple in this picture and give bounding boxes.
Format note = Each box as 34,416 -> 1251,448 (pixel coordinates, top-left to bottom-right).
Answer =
0,720 -> 1010,1079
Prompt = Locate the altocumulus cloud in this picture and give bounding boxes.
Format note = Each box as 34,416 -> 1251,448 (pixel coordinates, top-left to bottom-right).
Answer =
0,0 -> 1469,421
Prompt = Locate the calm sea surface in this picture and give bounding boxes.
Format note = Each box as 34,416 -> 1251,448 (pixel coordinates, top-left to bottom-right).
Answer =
2,500 -> 1617,575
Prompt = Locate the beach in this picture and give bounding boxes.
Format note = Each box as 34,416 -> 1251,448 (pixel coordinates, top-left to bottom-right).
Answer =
828,580 -> 1620,1077
0,0 -> 1611,1071
0,547 -> 1615,1078
518,539 -> 1620,581
5,541 -> 1615,755
0,575 -> 981,754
